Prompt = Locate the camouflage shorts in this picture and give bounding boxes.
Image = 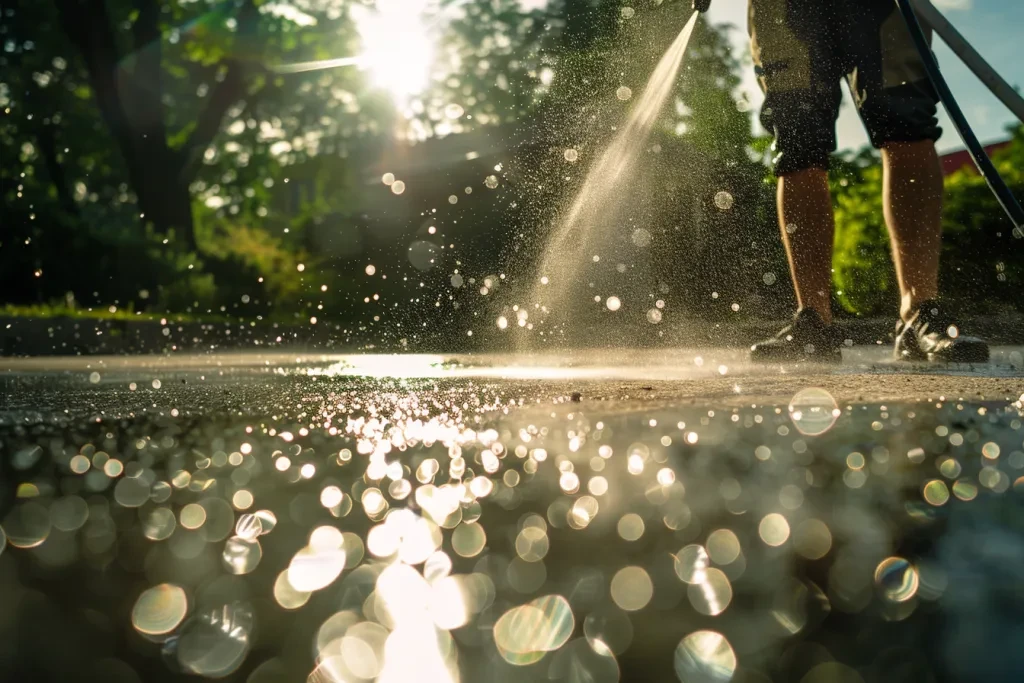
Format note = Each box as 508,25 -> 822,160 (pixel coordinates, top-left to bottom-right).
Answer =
749,0 -> 941,175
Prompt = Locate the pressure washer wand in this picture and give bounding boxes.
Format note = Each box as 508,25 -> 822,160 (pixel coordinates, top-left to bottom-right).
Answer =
895,0 -> 1024,237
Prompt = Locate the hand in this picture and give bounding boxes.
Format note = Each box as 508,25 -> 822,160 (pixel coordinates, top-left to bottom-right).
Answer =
692,0 -> 711,12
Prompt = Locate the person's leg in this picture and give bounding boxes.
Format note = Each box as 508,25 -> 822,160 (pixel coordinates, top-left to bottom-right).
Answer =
777,167 -> 836,323
748,0 -> 844,361
848,1 -> 988,361
881,140 -> 943,321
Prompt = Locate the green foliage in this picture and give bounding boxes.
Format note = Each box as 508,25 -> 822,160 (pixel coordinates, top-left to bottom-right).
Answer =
830,127 -> 1023,316
830,148 -> 894,316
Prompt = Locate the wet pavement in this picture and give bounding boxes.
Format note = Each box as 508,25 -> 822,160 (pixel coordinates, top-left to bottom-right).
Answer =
1,348 -> 1023,683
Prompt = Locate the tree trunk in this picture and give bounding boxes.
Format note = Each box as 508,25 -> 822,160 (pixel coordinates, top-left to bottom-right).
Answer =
138,172 -> 197,251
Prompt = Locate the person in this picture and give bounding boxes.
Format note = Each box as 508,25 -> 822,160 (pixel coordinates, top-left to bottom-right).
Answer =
692,0 -> 989,363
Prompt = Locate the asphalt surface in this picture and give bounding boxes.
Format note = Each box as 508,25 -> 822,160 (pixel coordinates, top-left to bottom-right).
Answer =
1,348 -> 1023,683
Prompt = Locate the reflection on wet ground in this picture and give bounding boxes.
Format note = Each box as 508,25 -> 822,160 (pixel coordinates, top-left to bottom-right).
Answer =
1,350 -> 1023,682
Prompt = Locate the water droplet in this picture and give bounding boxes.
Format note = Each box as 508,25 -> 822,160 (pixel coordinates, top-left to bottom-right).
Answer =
673,630 -> 736,682
610,566 -> 653,611
222,536 -> 262,575
789,388 -> 839,436
132,584 -> 188,637
631,228 -> 652,247
874,557 -> 919,603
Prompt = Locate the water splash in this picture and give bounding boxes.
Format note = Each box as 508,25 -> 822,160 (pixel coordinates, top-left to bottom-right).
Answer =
530,12 -> 700,325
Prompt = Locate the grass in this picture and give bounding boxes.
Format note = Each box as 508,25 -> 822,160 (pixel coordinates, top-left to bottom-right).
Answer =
0,303 -> 194,323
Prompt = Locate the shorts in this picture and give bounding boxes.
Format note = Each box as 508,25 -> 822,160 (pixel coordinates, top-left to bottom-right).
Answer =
749,0 -> 942,175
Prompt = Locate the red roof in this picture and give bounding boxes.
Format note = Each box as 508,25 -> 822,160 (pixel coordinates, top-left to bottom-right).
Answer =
940,140 -> 1012,176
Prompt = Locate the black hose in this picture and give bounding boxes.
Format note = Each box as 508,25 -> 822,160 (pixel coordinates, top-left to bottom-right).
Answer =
895,0 -> 1024,237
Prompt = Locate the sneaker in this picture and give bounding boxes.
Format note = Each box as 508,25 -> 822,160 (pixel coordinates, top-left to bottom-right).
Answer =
750,309 -> 842,363
894,300 -> 989,363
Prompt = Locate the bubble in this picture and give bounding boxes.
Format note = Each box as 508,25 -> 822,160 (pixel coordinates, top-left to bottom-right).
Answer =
222,536 -> 262,575
874,557 -> 919,603
114,476 -> 150,508
287,544 -> 346,591
448,195 -> 458,204
485,175 -> 499,189
792,519 -> 832,560
320,485 -> 344,508
391,180 -> 406,195
231,490 -> 253,510
605,296 -> 622,312
763,272 -> 777,285
142,507 -> 176,541
631,229 -> 652,247
785,223 -> 798,234
424,550 -> 453,585
674,544 -> 710,584
952,478 -> 978,501
515,526 -> 550,562
180,503 -> 206,530
706,529 -> 741,564
674,630 -> 736,683
452,522 -> 486,558
382,173 -> 395,186
617,514 -> 645,541
789,388 -> 840,436
176,602 -> 253,677
610,566 -> 653,611
584,605 -> 634,655
408,241 -> 439,271
365,264 -> 376,276
445,103 -> 465,119
2,501 -> 51,548
132,584 -> 189,638
713,191 -> 734,211
450,273 -> 464,288
273,570 -> 311,609
647,308 -> 663,324
494,594 -> 574,665
50,495 -> 89,532
922,479 -> 949,506
89,371 -> 101,384
687,568 -> 732,616
616,86 -> 632,101
254,509 -> 277,534
621,7 -> 635,19
564,148 -> 579,162
759,513 -> 790,547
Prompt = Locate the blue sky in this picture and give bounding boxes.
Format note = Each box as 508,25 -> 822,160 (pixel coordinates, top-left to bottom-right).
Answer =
704,0 -> 1024,152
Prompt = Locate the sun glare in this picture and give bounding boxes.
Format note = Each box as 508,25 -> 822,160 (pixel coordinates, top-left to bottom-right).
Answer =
353,0 -> 435,104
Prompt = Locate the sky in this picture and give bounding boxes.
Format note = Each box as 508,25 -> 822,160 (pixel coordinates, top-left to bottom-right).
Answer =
702,0 -> 1024,152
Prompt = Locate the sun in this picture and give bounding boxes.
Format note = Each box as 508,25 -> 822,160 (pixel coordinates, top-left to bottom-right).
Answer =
352,0 -> 435,104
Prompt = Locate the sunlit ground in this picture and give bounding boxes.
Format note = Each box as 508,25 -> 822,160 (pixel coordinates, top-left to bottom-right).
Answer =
1,349 -> 1023,682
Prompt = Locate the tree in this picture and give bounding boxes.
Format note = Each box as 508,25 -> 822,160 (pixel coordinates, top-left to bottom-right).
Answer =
1,0 -> 372,252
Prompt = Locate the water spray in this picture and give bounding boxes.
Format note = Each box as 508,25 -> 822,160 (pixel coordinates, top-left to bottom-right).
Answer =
897,0 -> 1024,237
